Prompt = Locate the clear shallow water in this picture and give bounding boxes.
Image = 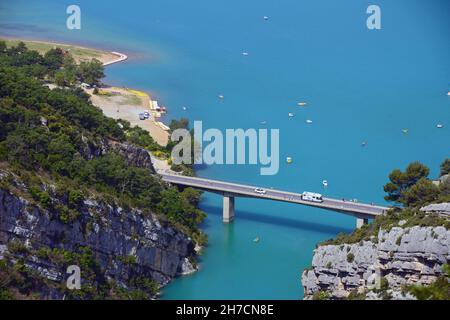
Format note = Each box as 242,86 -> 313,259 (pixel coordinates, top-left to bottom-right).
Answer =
1,0 -> 449,299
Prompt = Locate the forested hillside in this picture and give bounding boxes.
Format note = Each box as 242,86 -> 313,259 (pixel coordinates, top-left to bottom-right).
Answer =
0,42 -> 206,299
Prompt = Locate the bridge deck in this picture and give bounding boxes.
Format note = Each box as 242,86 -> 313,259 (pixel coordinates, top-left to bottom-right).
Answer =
161,173 -> 388,219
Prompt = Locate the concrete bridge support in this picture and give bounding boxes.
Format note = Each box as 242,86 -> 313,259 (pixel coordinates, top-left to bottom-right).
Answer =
223,195 -> 235,223
356,217 -> 369,229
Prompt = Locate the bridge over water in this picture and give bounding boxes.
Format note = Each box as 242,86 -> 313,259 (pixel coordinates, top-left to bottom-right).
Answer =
161,173 -> 389,228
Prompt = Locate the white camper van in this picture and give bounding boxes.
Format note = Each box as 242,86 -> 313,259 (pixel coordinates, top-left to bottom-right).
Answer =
301,192 -> 323,203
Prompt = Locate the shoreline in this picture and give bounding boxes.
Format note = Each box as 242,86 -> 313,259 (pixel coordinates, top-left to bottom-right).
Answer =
0,37 -> 122,65
1,37 -> 169,147
103,51 -> 128,66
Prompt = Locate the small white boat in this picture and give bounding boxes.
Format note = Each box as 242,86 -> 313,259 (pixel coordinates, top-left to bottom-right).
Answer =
402,128 -> 409,134
447,91 -> 450,96
286,157 -> 293,164
297,102 -> 307,107
261,121 -> 267,125
263,16 -> 269,20
218,94 -> 224,99
288,112 -> 294,117
322,180 -> 328,187
306,119 -> 313,124
242,52 -> 249,56
437,124 -> 444,128
361,141 -> 367,147
182,106 -> 187,111
253,236 -> 260,243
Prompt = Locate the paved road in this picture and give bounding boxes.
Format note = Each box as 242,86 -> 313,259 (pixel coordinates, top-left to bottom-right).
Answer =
161,173 -> 388,218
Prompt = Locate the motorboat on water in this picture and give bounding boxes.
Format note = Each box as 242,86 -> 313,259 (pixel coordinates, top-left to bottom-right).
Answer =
402,128 -> 409,134
437,124 -> 444,128
286,157 -> 293,164
322,180 -> 328,187
182,106 -> 187,111
218,94 -> 224,99
361,141 -> 367,147
306,119 -> 313,124
297,102 -> 307,107
263,16 -> 269,20
253,236 -> 260,243
261,121 -> 267,125
242,52 -> 249,56
288,112 -> 294,117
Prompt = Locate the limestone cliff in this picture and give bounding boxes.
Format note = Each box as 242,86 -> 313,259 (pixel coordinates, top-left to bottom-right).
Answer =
0,185 -> 196,299
0,141 -> 196,299
302,226 -> 450,300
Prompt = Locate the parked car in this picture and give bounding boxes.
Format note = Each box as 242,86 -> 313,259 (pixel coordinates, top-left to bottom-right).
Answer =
139,113 -> 146,120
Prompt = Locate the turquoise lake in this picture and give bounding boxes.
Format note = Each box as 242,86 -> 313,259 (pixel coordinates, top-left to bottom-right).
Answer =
1,0 -> 449,299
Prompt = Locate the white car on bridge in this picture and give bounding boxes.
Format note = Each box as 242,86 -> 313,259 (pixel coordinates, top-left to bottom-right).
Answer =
254,188 -> 267,195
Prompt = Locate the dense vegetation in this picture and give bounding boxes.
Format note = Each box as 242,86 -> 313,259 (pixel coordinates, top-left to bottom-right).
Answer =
383,161 -> 449,207
0,42 -> 208,298
321,159 -> 450,247
318,159 -> 450,300
163,118 -> 196,176
0,41 -> 105,87
0,40 -> 206,235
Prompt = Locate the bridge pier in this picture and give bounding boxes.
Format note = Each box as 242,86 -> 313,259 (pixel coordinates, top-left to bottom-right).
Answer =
223,195 -> 235,223
356,217 -> 369,229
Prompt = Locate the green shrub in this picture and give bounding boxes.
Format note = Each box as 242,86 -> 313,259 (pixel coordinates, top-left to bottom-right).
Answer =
56,204 -> 80,224
346,253 -> 355,263
312,291 -> 330,300
118,255 -> 137,265
347,289 -> 366,300
29,186 -> 52,208
7,240 -> 28,254
406,264 -> 450,300
68,189 -> 84,209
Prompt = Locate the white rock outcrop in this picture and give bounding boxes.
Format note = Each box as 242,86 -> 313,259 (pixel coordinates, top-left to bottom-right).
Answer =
302,226 -> 450,299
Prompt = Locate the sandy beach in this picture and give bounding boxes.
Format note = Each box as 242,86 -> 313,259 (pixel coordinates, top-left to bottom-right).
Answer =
2,37 -> 169,146
0,37 -> 125,65
88,87 -> 169,146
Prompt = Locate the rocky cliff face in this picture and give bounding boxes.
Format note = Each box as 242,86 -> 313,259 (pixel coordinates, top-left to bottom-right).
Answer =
0,186 -> 196,299
302,226 -> 450,300
105,140 -> 155,173
0,126 -> 197,298
79,137 -> 155,173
